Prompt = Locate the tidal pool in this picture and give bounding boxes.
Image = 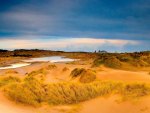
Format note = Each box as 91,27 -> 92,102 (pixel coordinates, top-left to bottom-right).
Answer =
0,63 -> 31,70
23,56 -> 75,63
0,56 -> 76,69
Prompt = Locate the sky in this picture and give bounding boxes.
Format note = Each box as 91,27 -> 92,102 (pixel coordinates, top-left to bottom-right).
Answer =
0,0 -> 150,52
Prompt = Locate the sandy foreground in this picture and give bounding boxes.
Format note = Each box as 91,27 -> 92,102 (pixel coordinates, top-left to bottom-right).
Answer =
79,95 -> 150,113
0,61 -> 150,113
1,93 -> 150,113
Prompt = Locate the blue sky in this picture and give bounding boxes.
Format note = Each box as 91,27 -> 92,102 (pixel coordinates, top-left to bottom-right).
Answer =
0,0 -> 150,52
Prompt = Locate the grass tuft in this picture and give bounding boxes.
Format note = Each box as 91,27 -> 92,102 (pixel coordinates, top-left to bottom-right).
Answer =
62,67 -> 69,72
70,68 -> 96,83
46,64 -> 57,70
5,70 -> 18,74
0,76 -> 21,87
93,56 -> 122,68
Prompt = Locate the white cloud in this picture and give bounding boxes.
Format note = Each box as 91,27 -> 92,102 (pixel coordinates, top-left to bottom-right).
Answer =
0,37 -> 140,52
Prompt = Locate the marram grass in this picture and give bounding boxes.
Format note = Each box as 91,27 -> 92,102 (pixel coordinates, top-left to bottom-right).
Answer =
70,68 -> 96,83
1,75 -> 150,106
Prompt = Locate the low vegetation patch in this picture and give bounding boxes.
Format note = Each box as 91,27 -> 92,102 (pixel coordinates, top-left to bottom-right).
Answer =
93,52 -> 150,69
28,68 -> 47,76
62,67 -> 69,72
0,76 -> 21,87
70,68 -> 86,78
70,68 -> 96,83
93,56 -> 122,68
27,64 -> 57,78
3,77 -> 119,106
25,68 -> 48,82
119,83 -> 150,100
1,74 -> 150,106
45,64 -> 57,70
5,70 -> 18,74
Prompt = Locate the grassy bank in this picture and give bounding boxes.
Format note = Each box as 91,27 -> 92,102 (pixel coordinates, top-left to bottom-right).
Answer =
1,75 -> 150,106
93,52 -> 150,69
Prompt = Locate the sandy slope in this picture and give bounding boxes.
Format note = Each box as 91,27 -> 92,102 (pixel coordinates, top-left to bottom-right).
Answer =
0,92 -> 80,113
79,95 -> 150,113
96,66 -> 150,83
0,93 -> 37,113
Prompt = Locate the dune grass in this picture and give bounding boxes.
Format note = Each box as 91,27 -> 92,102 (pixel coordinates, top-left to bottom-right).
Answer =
70,68 -> 96,83
28,68 -> 48,76
45,64 -> 57,70
27,64 -> 57,77
93,56 -> 122,68
3,77 -> 119,106
0,76 -> 21,87
93,52 -> 150,69
70,68 -> 86,78
119,83 -> 150,99
5,70 -> 18,74
1,74 -> 150,106
62,67 -> 69,72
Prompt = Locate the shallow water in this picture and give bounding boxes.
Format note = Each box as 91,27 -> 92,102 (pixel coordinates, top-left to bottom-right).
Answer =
0,63 -> 30,70
0,56 -> 76,69
23,56 -> 75,63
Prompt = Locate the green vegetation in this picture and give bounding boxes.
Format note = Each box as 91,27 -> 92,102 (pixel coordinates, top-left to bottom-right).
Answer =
0,75 -> 150,106
0,49 -> 95,58
93,56 -> 122,68
70,68 -> 96,83
93,52 -> 150,69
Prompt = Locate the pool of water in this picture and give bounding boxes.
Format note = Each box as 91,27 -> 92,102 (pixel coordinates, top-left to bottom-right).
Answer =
23,56 -> 75,63
0,63 -> 31,70
0,56 -> 76,69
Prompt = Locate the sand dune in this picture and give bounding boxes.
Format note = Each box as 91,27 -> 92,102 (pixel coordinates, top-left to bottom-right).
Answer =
79,95 -> 150,113
0,61 -> 150,113
97,66 -> 150,83
1,93 -> 150,113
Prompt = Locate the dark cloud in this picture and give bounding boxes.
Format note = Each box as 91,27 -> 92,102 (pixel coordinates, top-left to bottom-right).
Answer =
0,0 -> 149,51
